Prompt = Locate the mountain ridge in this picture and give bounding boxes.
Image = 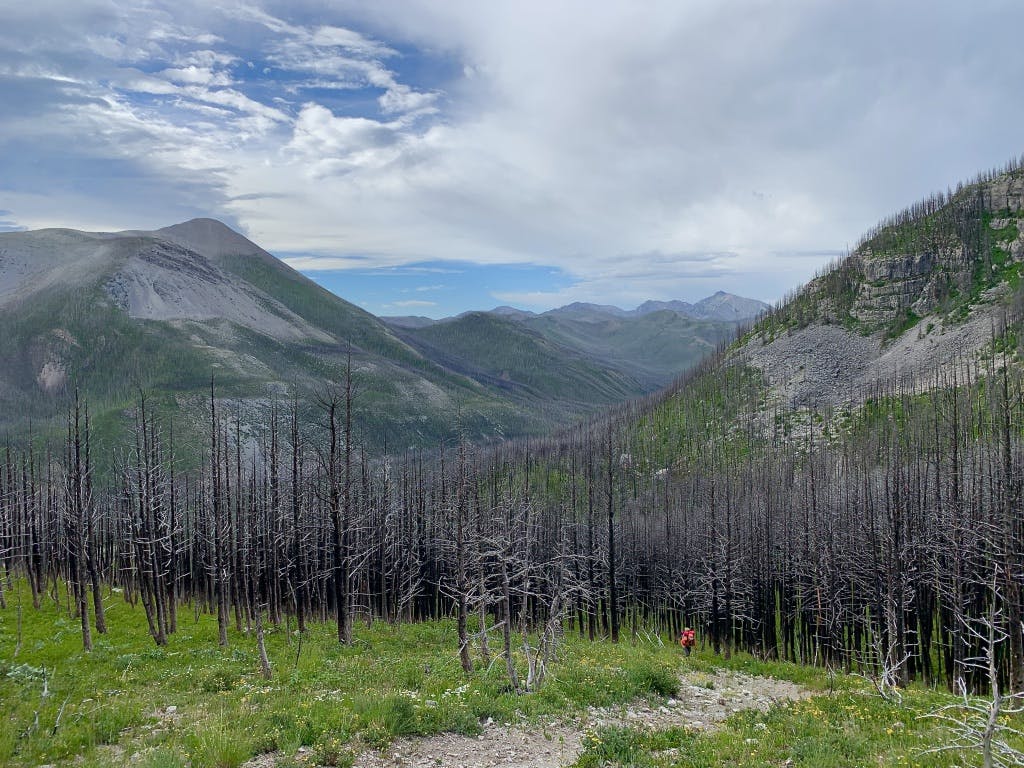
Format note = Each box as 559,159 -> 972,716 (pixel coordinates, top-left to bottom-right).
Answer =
384,291 -> 768,327
0,218 -> 747,455
386,294 -> 756,393
736,160 -> 1024,411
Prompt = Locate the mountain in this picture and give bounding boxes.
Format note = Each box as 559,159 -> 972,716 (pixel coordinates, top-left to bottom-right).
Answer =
488,305 -> 537,320
517,309 -> 736,389
429,159 -> 1024,692
633,299 -> 696,316
384,315 -> 441,329
631,292 -> 769,321
688,291 -> 771,321
391,312 -> 642,406
384,292 -> 766,392
741,164 -> 1024,410
542,301 -> 632,320
0,219 -> 655,455
535,293 -> 769,323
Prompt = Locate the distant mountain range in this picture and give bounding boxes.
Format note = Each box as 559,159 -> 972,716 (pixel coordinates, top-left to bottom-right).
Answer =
384,293 -> 767,391
386,291 -> 768,328
0,218 -> 764,455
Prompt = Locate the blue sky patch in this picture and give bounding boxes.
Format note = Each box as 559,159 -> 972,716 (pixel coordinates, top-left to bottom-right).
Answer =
303,260 -> 574,318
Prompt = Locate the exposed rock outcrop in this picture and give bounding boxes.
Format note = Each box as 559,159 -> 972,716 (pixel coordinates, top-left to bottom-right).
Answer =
744,166 -> 1024,410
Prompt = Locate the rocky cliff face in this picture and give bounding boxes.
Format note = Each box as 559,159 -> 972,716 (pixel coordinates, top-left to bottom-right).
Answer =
854,249 -> 943,325
849,169 -> 1024,331
742,164 -> 1024,410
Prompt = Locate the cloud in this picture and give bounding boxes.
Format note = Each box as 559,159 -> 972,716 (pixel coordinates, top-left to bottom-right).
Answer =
377,82 -> 437,115
2,1 -> 1024,308
173,49 -> 237,68
286,104 -> 403,174
283,255 -> 374,270
388,299 -> 436,308
159,65 -> 233,86
309,25 -> 397,58
258,9 -> 437,117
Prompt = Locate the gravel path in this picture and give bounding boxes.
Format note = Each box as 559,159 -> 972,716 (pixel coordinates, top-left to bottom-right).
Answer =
349,670 -> 808,768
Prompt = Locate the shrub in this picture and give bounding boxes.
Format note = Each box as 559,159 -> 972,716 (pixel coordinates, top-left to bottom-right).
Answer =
199,666 -> 240,693
575,725 -> 692,768
187,727 -> 252,768
289,701 -> 356,747
91,705 -> 143,744
313,734 -> 355,767
625,662 -> 680,697
354,695 -> 417,748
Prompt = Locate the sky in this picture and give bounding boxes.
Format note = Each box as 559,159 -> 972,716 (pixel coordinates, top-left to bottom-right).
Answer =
2,1 -> 1023,318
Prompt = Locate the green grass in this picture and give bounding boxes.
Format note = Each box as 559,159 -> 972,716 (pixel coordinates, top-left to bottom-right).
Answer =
885,308 -> 921,341
5,580 -> 1020,767
572,686 -> 1024,767
570,654 -> 1024,767
0,581 -> 685,767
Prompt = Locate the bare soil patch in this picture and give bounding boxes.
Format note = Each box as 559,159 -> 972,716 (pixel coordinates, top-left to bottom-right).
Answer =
350,669 -> 808,768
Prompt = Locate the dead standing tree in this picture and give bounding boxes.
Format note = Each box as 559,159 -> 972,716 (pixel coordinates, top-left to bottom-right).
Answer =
62,392 -> 96,650
316,349 -> 356,645
923,568 -> 1024,768
210,380 -> 229,647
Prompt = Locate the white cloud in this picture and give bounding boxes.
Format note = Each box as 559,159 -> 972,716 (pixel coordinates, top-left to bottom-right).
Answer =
173,49 -> 237,68
283,255 -> 377,270
287,105 -> 400,164
181,85 -> 290,122
2,0 -> 1024,308
309,25 -> 397,58
159,65 -> 233,86
378,83 -> 437,115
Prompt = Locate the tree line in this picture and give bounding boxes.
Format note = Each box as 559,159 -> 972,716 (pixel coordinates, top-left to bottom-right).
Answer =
1,316 -> 1023,697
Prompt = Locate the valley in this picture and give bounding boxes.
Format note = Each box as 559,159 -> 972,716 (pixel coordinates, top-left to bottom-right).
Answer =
5,2 -> 1024,765
3,161 -> 1024,767
0,219 -> 759,460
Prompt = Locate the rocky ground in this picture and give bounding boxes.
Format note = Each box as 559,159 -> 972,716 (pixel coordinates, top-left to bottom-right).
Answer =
742,292 -> 1007,411
347,670 -> 808,768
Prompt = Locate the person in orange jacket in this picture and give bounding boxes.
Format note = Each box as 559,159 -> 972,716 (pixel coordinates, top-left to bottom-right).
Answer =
679,626 -> 696,656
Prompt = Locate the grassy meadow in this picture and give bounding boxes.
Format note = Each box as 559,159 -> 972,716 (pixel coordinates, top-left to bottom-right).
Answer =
1,580 -> 1021,767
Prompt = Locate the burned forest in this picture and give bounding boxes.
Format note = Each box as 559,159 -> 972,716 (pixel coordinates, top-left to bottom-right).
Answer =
4,289 -> 1024,702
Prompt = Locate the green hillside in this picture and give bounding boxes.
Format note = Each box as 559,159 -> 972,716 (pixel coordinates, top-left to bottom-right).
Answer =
396,311 -> 642,406
764,163 -> 1024,339
2,220 -> 724,460
523,309 -> 735,388
391,305 -> 741,398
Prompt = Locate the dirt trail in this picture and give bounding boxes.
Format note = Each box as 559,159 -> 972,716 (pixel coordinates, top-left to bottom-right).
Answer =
351,670 -> 809,768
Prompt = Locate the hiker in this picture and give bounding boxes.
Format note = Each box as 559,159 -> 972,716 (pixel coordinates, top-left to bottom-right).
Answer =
679,626 -> 696,656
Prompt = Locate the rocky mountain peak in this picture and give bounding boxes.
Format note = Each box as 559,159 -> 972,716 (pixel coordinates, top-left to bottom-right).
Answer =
155,218 -> 268,264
